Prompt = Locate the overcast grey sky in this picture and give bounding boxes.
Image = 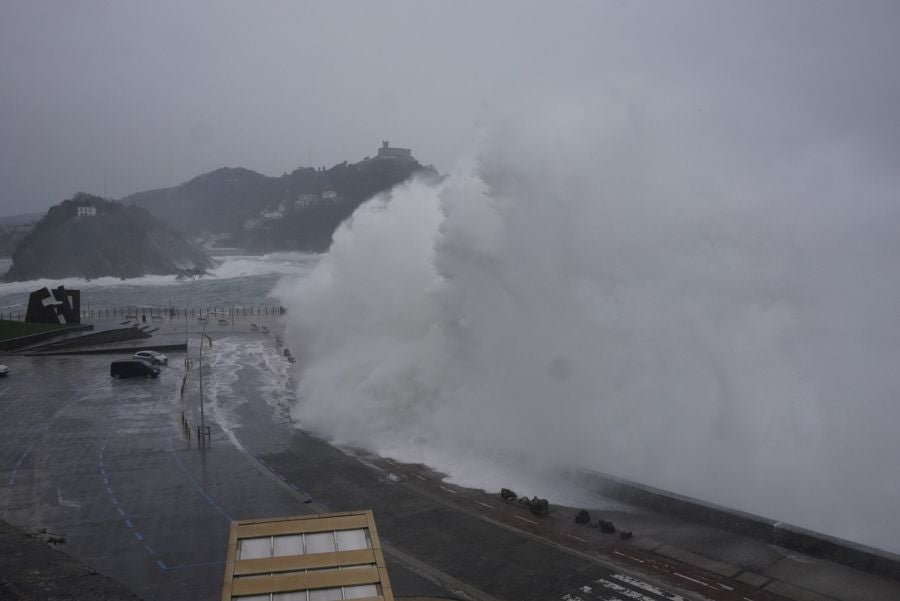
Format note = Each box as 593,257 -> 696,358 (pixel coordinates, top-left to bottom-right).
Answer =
1,0 -> 898,216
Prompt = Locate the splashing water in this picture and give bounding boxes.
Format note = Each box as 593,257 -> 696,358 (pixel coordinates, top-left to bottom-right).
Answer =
274,97 -> 900,553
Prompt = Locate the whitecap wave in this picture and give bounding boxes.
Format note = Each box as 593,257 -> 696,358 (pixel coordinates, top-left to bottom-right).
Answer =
0,253 -> 318,310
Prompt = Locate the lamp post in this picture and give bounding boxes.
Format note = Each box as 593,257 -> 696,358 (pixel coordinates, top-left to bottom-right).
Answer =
198,317 -> 212,443
184,275 -> 198,350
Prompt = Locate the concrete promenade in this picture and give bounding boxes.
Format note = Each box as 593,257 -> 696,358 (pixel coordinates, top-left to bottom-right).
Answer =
1,315 -> 898,601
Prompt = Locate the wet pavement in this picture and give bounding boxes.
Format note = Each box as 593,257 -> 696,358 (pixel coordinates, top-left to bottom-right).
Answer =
1,316 -> 899,601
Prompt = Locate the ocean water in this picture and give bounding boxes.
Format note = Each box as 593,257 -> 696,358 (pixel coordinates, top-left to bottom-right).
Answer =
0,252 -> 317,314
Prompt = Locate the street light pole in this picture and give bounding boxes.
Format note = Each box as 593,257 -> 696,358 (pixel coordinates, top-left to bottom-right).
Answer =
198,318 -> 212,443
185,275 -> 198,350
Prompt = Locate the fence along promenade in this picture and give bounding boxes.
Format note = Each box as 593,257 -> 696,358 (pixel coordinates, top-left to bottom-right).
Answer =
0,304 -> 285,322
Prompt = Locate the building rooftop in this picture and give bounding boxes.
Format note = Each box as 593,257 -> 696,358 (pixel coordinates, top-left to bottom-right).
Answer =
221,511 -> 393,601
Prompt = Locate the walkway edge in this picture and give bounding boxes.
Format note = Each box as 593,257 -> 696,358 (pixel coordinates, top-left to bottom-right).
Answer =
574,469 -> 900,580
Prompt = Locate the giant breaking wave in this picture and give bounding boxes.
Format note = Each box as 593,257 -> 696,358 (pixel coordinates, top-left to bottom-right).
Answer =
274,97 -> 900,554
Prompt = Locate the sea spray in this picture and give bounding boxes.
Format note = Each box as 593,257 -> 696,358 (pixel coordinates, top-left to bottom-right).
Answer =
274,98 -> 900,553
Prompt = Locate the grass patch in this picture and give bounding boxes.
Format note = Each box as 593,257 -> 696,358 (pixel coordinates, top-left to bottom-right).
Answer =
0,319 -> 68,341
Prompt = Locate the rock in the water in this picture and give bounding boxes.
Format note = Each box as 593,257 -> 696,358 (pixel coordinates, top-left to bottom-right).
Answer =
529,497 -> 549,516
500,488 -> 517,501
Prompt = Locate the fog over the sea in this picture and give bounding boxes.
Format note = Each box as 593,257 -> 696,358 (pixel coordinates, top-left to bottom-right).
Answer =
275,90 -> 900,554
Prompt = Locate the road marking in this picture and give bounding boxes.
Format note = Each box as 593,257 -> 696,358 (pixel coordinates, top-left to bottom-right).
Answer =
475,501 -> 493,510
7,447 -> 31,487
564,533 -> 586,543
513,515 -> 537,525
167,436 -> 232,521
439,486 -> 458,495
145,544 -> 155,555
125,519 -> 134,529
133,532 -> 143,541
611,573 -> 684,600
673,572 -> 717,591
597,579 -> 657,601
613,550 -> 645,564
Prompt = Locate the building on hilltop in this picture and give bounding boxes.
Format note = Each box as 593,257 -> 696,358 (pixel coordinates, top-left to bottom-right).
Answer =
376,140 -> 412,160
76,205 -> 96,217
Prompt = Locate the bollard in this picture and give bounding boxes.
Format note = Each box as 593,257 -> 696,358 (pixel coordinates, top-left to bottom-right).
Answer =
196,425 -> 211,445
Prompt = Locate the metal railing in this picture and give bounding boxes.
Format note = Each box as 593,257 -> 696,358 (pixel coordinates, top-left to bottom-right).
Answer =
0,304 -> 285,322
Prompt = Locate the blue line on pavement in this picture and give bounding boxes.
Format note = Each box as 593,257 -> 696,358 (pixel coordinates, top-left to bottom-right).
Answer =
8,447 -> 31,486
166,436 -> 232,521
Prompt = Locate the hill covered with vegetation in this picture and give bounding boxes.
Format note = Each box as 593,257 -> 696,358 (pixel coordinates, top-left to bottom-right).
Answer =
122,148 -> 437,252
3,194 -> 214,281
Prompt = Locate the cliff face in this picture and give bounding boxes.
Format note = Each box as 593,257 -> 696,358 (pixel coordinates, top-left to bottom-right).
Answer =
3,194 -> 215,281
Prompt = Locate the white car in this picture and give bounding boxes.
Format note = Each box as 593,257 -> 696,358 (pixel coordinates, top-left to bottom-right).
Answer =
134,350 -> 168,365
0,364 -> 8,376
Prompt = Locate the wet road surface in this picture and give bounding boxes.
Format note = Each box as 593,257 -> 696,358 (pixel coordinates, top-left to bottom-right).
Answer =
1,321 -> 898,601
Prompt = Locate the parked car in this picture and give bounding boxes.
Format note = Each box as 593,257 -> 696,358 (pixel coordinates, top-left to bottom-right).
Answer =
111,359 -> 160,379
0,364 -> 8,377
134,350 -> 168,365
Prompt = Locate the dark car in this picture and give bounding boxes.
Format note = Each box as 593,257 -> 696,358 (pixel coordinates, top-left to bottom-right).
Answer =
110,359 -> 160,379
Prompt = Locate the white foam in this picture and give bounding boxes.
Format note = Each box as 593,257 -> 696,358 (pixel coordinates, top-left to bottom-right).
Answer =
202,337 -> 296,431
274,96 -> 900,553
0,253 -> 316,298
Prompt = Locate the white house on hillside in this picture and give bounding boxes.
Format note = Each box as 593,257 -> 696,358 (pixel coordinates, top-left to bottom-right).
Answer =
76,206 -> 96,217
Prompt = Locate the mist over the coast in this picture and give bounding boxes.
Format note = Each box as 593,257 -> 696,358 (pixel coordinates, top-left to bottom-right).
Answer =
274,95 -> 900,554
